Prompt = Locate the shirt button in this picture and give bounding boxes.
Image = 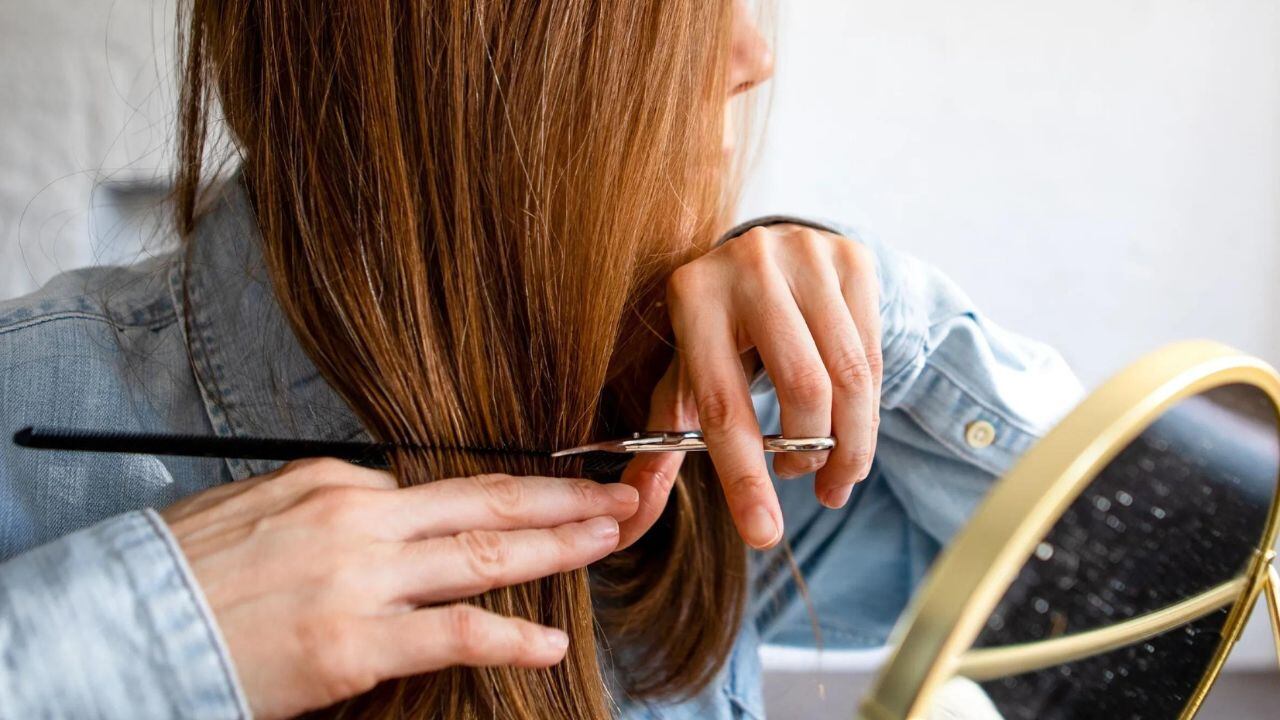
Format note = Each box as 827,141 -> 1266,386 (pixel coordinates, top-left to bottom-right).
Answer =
965,420 -> 996,449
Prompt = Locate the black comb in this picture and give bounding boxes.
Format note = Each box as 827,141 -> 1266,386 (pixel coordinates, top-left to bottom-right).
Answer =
13,427 -> 633,478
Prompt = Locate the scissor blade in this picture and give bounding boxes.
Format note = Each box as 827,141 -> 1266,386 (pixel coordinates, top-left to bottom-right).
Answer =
550,441 -> 625,458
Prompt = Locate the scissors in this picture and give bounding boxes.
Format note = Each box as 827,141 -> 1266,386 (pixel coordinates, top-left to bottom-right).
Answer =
551,430 -> 836,457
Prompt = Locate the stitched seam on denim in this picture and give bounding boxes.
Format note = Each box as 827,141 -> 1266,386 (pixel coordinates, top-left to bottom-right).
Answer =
142,509 -> 247,718
169,257 -> 248,480
899,361 -> 1041,456
925,357 -> 1044,437
881,322 -> 926,401
168,256 -> 240,430
900,405 -> 1006,477
897,376 -> 1008,478
182,271 -> 233,423
166,260 -> 214,413
725,689 -> 766,720
0,311 -> 176,338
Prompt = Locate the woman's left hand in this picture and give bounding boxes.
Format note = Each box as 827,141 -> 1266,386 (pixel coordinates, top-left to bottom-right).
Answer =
618,223 -> 882,550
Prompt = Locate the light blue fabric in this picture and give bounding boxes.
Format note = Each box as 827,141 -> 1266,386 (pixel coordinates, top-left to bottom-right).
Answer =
0,177 -> 1082,719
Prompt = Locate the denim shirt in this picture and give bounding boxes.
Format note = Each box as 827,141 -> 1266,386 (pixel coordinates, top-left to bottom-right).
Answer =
0,178 -> 1082,719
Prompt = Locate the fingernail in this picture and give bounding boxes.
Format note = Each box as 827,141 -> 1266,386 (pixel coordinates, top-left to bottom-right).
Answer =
743,505 -> 781,549
605,483 -> 639,504
821,485 -> 854,509
585,516 -> 620,539
544,628 -> 569,649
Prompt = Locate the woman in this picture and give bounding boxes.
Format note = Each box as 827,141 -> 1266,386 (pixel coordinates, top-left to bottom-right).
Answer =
0,1 -> 1081,718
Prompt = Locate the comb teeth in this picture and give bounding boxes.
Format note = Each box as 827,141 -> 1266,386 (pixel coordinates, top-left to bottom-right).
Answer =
579,452 -> 632,478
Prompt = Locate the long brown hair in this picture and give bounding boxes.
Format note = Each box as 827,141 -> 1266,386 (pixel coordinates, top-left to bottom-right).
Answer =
176,1 -> 747,717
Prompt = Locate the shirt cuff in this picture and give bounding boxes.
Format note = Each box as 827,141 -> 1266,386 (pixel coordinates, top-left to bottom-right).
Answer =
0,509 -> 250,719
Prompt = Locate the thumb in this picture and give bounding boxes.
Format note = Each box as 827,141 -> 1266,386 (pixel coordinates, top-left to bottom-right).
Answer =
616,358 -> 699,550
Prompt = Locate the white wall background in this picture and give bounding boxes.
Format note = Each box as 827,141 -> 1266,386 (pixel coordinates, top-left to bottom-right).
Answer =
2,0 -> 1278,704
742,0 -> 1280,388
0,0 -> 173,296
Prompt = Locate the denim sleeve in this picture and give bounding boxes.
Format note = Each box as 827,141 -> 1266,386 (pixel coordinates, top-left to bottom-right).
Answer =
868,229 -> 1085,543
0,509 -> 250,719
747,221 -> 1084,648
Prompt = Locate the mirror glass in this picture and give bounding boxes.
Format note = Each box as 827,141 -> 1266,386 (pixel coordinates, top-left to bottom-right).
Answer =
932,384 -> 1279,720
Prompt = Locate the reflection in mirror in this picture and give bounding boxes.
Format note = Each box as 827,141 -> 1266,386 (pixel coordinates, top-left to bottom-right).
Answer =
965,384 -> 1279,719
926,677 -> 1005,720
965,613 -> 1228,719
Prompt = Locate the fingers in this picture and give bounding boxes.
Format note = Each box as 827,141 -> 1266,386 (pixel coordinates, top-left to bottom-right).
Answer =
616,453 -> 684,550
669,266 -> 781,549
618,359 -> 694,550
738,269 -> 833,481
378,474 -> 639,541
367,604 -> 570,678
792,264 -> 875,507
836,237 -> 884,468
734,226 -> 883,511
387,517 -> 620,604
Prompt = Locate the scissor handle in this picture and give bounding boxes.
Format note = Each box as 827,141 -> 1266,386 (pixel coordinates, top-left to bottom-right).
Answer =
762,435 -> 836,453
621,431 -> 834,453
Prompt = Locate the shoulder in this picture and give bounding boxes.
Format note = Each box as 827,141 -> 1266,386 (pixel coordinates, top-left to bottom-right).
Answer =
0,252 -> 180,341
0,253 -> 183,379
0,252 -> 189,430
0,251 -> 216,554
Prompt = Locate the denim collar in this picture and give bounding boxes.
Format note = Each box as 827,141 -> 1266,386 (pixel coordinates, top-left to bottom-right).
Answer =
168,175 -> 368,481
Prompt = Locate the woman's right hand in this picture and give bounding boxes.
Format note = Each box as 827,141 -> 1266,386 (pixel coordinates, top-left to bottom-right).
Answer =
160,458 -> 639,720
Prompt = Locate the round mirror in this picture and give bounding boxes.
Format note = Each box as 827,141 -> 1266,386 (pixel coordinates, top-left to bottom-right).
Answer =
963,383 -> 1278,718
861,343 -> 1280,720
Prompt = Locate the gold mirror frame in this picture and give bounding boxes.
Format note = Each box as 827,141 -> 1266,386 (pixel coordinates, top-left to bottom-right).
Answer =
859,340 -> 1280,720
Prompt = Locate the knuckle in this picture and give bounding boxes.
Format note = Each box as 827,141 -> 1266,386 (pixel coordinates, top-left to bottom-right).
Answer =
301,486 -> 367,528
794,228 -> 828,257
641,465 -> 676,494
834,234 -> 872,267
666,264 -> 705,303
456,530 -> 509,589
777,452 -> 826,476
738,225 -> 775,248
828,347 -> 872,393
722,471 -> 769,499
286,456 -> 346,482
299,617 -> 375,700
550,521 -> 589,555
841,447 -> 875,472
569,478 -> 601,508
732,232 -> 775,274
445,604 -> 490,663
864,345 -> 885,379
473,473 -> 525,519
776,363 -> 832,409
695,388 -> 742,431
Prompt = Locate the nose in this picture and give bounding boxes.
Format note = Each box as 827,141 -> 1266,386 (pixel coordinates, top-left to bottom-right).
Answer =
729,9 -> 774,96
